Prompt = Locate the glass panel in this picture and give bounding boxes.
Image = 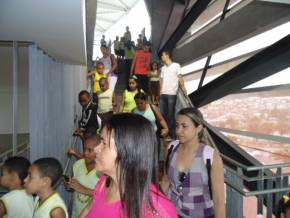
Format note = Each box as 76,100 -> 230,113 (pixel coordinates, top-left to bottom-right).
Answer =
222,132 -> 290,172
200,82 -> 290,137
183,53 -> 252,94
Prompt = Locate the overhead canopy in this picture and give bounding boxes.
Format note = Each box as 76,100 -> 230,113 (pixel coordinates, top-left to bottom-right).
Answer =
94,0 -> 139,45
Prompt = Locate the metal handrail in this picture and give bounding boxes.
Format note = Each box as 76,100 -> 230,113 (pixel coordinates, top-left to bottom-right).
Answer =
224,164 -> 290,182
63,136 -> 78,175
222,153 -> 290,172
225,178 -> 290,197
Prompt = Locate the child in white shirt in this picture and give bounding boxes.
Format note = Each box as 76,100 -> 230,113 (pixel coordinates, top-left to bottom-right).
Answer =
0,156 -> 34,218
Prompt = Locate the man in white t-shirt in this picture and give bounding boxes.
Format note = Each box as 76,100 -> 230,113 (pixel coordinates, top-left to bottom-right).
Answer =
160,51 -> 187,139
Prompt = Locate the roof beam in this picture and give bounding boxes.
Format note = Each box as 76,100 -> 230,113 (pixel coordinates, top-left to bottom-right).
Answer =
189,34 -> 290,107
97,10 -> 123,14
158,0 -> 211,56
98,1 -> 127,12
96,16 -> 116,23
118,0 -> 130,10
173,1 -> 290,65
95,23 -> 106,32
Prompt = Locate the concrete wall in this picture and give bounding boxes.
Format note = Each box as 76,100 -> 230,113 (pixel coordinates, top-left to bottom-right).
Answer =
0,45 -> 28,134
28,44 -> 86,162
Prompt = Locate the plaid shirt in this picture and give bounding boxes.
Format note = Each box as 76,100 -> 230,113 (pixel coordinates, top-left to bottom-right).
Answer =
167,144 -> 214,218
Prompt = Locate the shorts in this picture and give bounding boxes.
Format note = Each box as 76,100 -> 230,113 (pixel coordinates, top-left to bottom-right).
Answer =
114,49 -> 120,56
150,81 -> 160,95
119,49 -> 125,57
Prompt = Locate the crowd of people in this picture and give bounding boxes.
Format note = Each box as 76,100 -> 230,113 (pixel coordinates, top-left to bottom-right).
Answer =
1,26 -> 288,218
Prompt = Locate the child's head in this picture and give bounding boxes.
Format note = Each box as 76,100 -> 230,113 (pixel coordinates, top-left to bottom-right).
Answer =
83,134 -> 101,166
100,45 -> 109,56
128,75 -> 138,91
0,156 -> 30,189
151,61 -> 158,71
25,157 -> 63,195
83,126 -> 98,139
276,194 -> 290,218
96,62 -> 105,74
78,90 -> 91,108
99,77 -> 109,92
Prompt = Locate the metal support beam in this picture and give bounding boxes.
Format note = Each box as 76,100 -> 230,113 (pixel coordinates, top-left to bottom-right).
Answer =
173,1 -> 290,65
198,0 -> 231,89
95,23 -> 106,32
189,34 -> 290,107
118,0 -> 129,10
12,41 -> 19,155
158,0 -> 211,56
198,55 -> 211,88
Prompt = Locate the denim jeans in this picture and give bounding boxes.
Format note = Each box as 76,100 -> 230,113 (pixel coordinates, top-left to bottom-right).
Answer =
159,94 -> 177,139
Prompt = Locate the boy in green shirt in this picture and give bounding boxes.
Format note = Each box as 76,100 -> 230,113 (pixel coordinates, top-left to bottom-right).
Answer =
65,134 -> 101,218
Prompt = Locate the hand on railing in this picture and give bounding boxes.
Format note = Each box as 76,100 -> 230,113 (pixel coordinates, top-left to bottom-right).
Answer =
177,84 -> 193,108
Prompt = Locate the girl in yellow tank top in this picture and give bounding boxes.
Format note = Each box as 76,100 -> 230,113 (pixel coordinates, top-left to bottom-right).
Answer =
119,75 -> 143,113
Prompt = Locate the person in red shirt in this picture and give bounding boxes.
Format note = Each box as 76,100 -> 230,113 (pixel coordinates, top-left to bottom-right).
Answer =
130,41 -> 151,94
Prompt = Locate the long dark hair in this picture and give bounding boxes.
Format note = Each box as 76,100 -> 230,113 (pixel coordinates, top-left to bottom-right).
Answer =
103,113 -> 158,218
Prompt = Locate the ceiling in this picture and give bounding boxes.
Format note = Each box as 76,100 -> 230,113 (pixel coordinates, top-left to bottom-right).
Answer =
0,0 -> 90,65
94,0 -> 139,44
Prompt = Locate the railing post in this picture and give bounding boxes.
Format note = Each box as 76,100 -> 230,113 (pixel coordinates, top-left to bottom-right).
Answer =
257,169 -> 264,214
275,168 -> 283,209
226,167 -> 244,218
266,178 -> 273,218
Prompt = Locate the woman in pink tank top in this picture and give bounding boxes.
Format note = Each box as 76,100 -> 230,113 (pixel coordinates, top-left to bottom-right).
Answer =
80,113 -> 177,218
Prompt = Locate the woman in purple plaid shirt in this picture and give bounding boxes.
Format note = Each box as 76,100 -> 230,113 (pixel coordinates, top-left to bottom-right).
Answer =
161,108 -> 226,218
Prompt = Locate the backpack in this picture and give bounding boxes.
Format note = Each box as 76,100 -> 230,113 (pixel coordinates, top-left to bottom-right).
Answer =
165,141 -> 214,199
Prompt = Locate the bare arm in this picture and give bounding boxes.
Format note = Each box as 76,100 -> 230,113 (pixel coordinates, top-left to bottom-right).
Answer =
159,78 -> 163,96
87,70 -> 96,77
178,75 -> 187,94
112,91 -> 117,112
109,55 -> 118,74
152,105 -> 169,137
67,148 -> 83,160
67,178 -> 94,197
130,54 -> 136,74
0,200 -> 6,218
118,92 -> 126,113
50,207 -> 66,218
80,200 -> 93,218
211,151 -> 226,218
